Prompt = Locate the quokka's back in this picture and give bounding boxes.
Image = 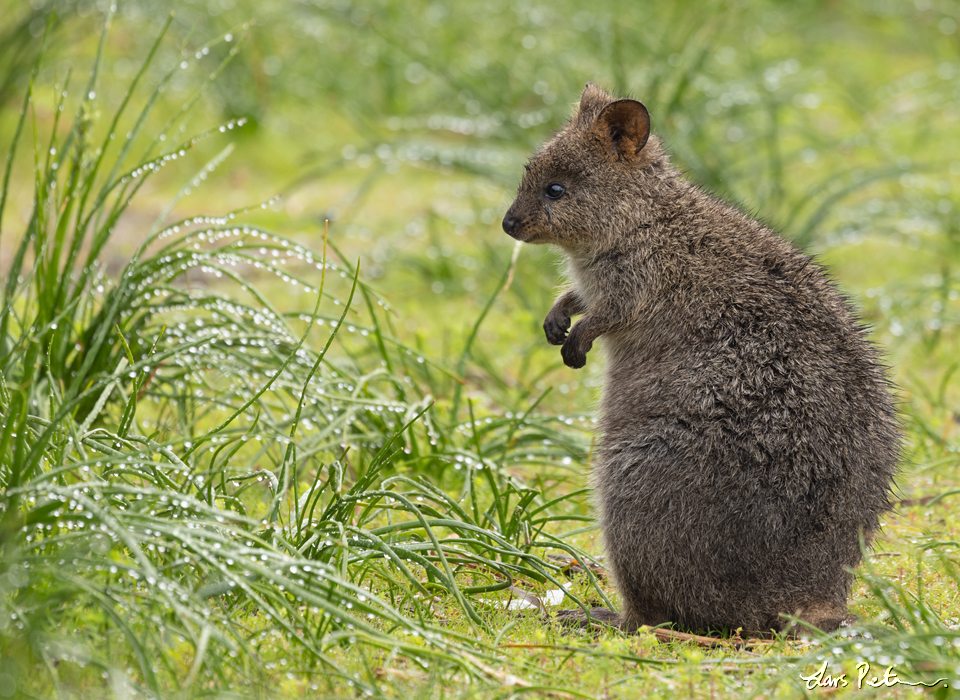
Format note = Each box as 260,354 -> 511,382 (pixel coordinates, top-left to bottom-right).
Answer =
502,83 -> 900,634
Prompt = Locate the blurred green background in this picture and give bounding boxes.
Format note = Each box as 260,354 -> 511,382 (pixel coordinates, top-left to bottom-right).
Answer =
6,0 -> 960,371
5,0 -> 960,413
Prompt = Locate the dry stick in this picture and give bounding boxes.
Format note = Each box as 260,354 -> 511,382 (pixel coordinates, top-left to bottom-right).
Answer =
646,628 -> 756,649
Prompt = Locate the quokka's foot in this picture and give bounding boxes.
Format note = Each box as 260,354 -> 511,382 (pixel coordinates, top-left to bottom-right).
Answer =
552,607 -> 625,632
781,604 -> 857,636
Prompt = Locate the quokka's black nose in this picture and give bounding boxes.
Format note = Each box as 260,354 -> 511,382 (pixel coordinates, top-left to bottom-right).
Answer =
502,215 -> 518,236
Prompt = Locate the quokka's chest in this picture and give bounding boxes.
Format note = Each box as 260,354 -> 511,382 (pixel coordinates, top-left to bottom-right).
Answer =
564,257 -> 617,307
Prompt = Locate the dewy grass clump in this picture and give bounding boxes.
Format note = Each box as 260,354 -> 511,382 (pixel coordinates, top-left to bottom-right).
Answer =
0,12 -> 596,699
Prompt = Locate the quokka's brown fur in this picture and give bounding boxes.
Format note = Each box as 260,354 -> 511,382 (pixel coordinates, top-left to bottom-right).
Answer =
502,83 -> 900,634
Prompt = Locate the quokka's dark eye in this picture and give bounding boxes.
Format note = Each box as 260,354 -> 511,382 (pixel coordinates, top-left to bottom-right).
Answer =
545,183 -> 565,199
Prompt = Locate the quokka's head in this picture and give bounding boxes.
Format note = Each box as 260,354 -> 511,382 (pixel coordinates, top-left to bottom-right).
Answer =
502,83 -> 662,250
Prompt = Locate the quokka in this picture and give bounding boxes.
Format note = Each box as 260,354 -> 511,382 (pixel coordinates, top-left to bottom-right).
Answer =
502,83 -> 900,634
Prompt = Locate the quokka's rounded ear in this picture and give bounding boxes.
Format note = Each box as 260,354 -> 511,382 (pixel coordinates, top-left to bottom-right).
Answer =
579,82 -> 608,113
593,99 -> 650,162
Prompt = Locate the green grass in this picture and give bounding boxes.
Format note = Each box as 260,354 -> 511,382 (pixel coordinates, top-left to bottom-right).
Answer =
1,2 -> 960,699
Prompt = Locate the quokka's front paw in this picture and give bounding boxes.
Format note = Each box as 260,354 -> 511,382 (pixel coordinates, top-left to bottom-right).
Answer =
543,310 -> 571,345
561,337 -> 591,369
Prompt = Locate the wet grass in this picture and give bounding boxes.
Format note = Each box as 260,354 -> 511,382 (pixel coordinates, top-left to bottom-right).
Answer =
1,2 -> 960,699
